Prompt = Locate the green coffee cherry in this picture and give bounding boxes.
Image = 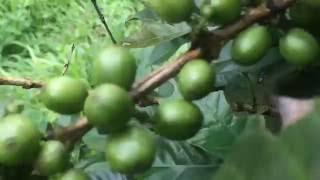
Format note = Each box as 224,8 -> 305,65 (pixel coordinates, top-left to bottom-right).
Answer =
280,28 -> 320,66
155,100 -> 203,140
41,76 -> 89,114
177,60 -> 215,100
106,126 -> 156,174
145,0 -> 195,23
92,46 -> 137,90
84,84 -> 134,132
35,140 -> 68,176
232,25 -> 272,66
0,114 -> 41,166
202,0 -> 241,25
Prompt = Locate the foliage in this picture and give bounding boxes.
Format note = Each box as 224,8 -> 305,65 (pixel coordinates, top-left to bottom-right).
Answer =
1,0 -> 320,180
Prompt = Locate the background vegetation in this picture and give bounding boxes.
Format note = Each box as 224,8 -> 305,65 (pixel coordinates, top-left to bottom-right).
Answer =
1,0 -> 320,179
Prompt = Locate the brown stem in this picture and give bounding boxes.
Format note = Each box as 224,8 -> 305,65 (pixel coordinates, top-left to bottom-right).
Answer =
0,77 -> 43,89
213,0 -> 296,40
130,48 -> 202,101
213,6 -> 271,40
132,65 -> 168,90
91,0 -> 117,44
51,118 -> 93,147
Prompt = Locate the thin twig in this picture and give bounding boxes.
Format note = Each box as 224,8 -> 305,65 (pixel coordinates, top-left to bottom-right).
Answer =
91,0 -> 117,44
0,77 -> 43,89
62,44 -> 75,76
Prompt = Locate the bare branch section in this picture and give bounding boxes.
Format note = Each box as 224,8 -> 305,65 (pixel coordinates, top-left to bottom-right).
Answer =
213,0 -> 296,39
130,48 -> 202,101
0,0 -> 296,144
0,77 -> 43,89
51,118 -> 93,147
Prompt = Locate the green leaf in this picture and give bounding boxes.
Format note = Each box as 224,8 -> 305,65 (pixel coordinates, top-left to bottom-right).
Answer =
156,80 -> 175,98
280,112 -> 320,179
214,115 -> 308,180
121,22 -> 191,48
138,137 -> 220,180
148,38 -> 187,65
154,138 -> 218,166
190,91 -> 246,157
129,7 -> 158,21
216,47 -> 295,107
139,166 -> 216,180
82,128 -> 107,153
85,162 -> 127,180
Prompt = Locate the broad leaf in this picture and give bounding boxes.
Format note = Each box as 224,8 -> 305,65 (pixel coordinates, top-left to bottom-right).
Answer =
82,128 -> 107,153
85,162 -> 127,180
214,116 -> 307,180
121,22 -> 191,48
138,137 -> 221,180
280,111 -> 320,180
190,91 -> 246,157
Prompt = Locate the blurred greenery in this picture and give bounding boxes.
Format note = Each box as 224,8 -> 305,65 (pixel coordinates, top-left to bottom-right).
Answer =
0,0 -> 144,124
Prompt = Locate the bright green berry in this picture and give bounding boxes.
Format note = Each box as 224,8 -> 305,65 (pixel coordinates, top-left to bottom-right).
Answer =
35,140 -> 68,176
203,0 -> 241,25
92,46 -> 137,90
41,76 -> 89,114
84,84 -> 134,132
0,114 -> 41,166
106,126 -> 156,174
146,0 -> 195,23
155,100 -> 203,140
178,60 -> 215,100
232,25 -> 272,66
280,28 -> 320,66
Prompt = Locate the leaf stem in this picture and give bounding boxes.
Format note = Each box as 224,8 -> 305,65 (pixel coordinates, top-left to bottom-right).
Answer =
62,44 -> 75,76
91,0 -> 117,44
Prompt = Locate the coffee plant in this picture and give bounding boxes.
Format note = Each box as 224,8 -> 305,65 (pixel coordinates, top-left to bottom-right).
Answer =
1,0 -> 320,179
